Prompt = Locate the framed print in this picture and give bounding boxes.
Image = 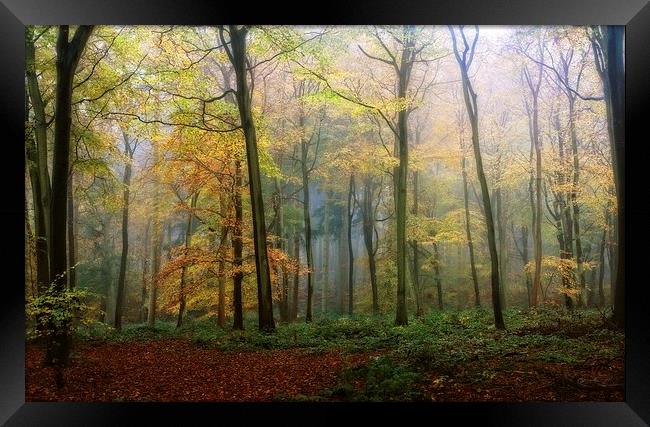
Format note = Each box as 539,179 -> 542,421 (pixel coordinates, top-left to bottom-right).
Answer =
1,0 -> 649,424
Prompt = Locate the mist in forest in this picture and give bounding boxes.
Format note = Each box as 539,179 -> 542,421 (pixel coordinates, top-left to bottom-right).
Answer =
25,25 -> 624,402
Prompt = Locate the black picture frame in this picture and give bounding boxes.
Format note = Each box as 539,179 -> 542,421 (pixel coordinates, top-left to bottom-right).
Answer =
1,0 -> 648,425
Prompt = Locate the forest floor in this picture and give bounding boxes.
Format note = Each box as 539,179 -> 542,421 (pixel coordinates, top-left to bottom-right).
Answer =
26,307 -> 624,402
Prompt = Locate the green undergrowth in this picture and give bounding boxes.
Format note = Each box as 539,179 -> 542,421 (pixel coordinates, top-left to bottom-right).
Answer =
70,306 -> 622,401
74,307 -> 622,367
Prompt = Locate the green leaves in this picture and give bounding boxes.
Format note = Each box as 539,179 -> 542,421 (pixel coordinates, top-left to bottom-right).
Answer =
27,287 -> 98,340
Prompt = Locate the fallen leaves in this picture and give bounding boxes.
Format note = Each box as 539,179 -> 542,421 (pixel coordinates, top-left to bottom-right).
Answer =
26,339 -> 374,402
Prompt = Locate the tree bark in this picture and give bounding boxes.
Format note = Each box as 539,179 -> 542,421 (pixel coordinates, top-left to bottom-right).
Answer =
47,25 -> 94,375
450,26 -> 504,329
223,25 -> 275,332
461,156 -> 480,307
25,27 -> 52,271
337,215 -> 347,314
292,233 -> 300,320
393,26 -> 416,327
140,217 -> 151,323
66,171 -> 77,290
361,179 -> 379,315
114,133 -> 134,331
522,59 -> 544,308
347,174 -> 356,315
25,95 -> 49,295
321,199 -> 330,316
495,188 -> 506,309
606,27 -> 625,329
411,168 -> 423,317
590,26 -> 624,327
597,213 -> 608,307
567,97 -> 584,307
216,215 -> 229,327
176,191 -> 198,328
433,243 -> 443,310
232,159 -> 244,330
301,126 -> 314,322
148,144 -> 162,328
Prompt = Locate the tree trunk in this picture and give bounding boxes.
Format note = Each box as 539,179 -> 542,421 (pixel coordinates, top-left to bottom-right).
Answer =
225,25 -> 275,332
606,27 -> 625,329
46,25 -> 94,375
321,200 -> 330,316
590,26 -> 624,327
301,132 -> 314,322
495,188 -> 506,309
140,217 -> 151,323
148,145 -> 162,328
273,180 -> 289,323
232,159 -> 244,330
450,26 -> 504,329
520,226 -> 532,306
292,233 -> 300,320
347,174 -> 356,315
597,216 -> 608,307
567,97 -> 584,307
461,156 -> 480,307
433,243 -> 443,310
362,179 -> 379,315
411,169 -> 423,317
114,133 -> 134,331
553,111 -> 576,309
25,104 -> 49,295
217,219 -> 229,327
337,218 -> 347,314
25,28 -> 52,274
177,192 -> 198,328
393,27 -> 415,326
67,171 -> 76,290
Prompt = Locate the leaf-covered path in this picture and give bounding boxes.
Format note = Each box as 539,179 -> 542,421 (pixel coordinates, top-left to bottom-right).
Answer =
26,339 -> 376,402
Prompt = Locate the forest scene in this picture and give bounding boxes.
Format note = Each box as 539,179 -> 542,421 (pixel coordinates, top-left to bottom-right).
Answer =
25,25 -> 625,402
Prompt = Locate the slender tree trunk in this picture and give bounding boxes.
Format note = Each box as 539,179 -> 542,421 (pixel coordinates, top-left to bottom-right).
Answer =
450,26 -> 504,329
140,218 -> 151,323
224,26 -> 275,332
232,159 -> 244,330
597,214 -> 608,307
532,106 -> 543,307
25,110 -> 49,295
393,28 -> 415,326
567,98 -> 585,307
216,220 -> 229,327
495,188 -> 507,309
67,172 -> 76,290
177,192 -> 198,328
301,134 -> 314,322
521,226 -> 532,306
553,111 -> 575,309
272,180 -> 289,323
590,26 -> 624,326
361,180 -> 379,314
114,134 -> 134,331
347,174 -> 356,315
411,169 -> 423,317
292,233 -> 300,320
523,79 -> 544,307
338,210 -> 347,314
606,27 -> 625,329
321,201 -> 329,316
25,28 -> 52,271
148,145 -> 162,328
433,243 -> 443,310
461,156 -> 480,307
